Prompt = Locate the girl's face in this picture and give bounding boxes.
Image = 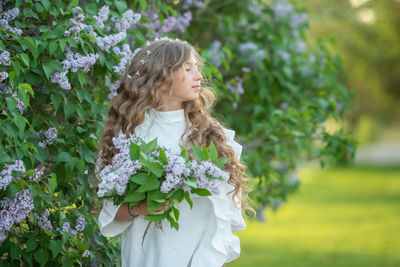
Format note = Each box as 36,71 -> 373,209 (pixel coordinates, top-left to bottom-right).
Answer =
161,53 -> 202,110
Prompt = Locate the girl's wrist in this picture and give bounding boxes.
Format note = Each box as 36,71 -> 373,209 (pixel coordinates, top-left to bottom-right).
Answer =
127,204 -> 139,218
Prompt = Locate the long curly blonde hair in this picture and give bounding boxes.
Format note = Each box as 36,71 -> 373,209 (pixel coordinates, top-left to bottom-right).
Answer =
97,38 -> 252,213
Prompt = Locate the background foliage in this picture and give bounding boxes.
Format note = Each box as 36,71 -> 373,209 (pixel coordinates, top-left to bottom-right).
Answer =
0,0 -> 355,265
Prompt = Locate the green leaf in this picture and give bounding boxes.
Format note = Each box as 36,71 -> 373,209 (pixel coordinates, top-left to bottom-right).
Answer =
124,191 -> 145,203
49,240 -> 62,259
54,152 -> 70,163
140,138 -> 158,154
202,144 -> 210,160
158,148 -> 168,165
114,0 -> 127,14
136,175 -> 160,193
19,53 -> 30,67
179,145 -> 189,160
77,70 -> 88,87
144,212 -> 166,222
142,161 -> 163,178
48,174 -> 57,194
42,63 -> 53,80
6,183 -> 19,199
59,39 -> 67,52
184,191 -> 193,208
34,249 -> 49,266
10,243 -> 21,260
191,188 -> 212,196
49,41 -> 58,56
191,144 -> 205,162
6,96 -> 17,111
130,172 -> 149,185
26,239 -> 38,253
129,142 -> 140,161
13,114 -> 27,133
209,141 -> 218,161
214,158 -> 227,168
19,83 -> 34,97
40,0 -> 51,10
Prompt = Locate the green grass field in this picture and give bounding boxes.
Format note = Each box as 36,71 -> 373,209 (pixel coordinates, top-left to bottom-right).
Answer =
230,166 -> 400,267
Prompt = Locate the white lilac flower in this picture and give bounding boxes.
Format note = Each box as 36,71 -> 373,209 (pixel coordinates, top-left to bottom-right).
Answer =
271,1 -> 293,18
190,161 -> 229,195
226,76 -> 244,96
242,67 -> 251,73
108,80 -> 120,100
75,216 -> 85,232
160,152 -> 191,193
82,250 -> 90,258
65,7 -> 86,36
34,209 -> 53,231
238,42 -> 266,67
158,16 -> 176,36
0,7 -> 19,20
0,72 -> 8,82
0,189 -> 34,240
61,221 -> 77,236
290,12 -> 308,28
97,134 -> 142,197
172,11 -> 192,34
0,7 -> 22,38
96,32 -> 127,50
0,81 -> 13,94
11,92 -> 26,114
0,160 -> 25,190
51,71 -> 71,90
29,166 -> 44,181
85,25 -> 97,38
277,49 -> 291,61
93,5 -> 109,29
62,47 -> 99,73
38,128 -> 57,148
113,44 -> 133,75
208,40 -> 223,67
0,51 -> 11,66
294,41 -> 307,53
182,0 -> 204,10
114,10 -> 141,32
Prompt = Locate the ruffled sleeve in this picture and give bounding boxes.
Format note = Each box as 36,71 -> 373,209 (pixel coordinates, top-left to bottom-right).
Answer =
190,128 -> 246,266
98,199 -> 133,237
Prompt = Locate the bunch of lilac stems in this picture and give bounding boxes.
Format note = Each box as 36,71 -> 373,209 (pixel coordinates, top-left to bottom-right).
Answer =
97,133 -> 229,201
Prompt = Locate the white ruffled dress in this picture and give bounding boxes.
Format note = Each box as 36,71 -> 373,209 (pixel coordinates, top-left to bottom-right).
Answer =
98,108 -> 246,267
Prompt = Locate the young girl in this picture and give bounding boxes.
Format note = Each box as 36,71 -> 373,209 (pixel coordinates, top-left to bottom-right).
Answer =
97,38 -> 250,267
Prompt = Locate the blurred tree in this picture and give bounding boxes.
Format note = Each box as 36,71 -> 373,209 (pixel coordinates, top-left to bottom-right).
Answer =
300,0 -> 400,125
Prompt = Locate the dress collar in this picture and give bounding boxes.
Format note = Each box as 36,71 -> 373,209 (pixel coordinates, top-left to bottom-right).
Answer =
147,108 -> 185,123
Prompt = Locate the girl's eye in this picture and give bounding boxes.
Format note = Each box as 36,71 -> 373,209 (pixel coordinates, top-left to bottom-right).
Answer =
185,68 -> 190,71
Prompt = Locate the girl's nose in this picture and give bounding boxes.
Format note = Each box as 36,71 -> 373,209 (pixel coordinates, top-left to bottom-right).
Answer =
195,70 -> 202,81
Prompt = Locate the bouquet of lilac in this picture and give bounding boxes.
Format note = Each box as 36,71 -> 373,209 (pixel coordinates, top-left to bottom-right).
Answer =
97,134 -> 229,230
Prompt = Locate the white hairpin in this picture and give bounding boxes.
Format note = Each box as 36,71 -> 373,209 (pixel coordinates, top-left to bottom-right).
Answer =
135,71 -> 140,75
127,74 -> 132,79
146,50 -> 151,55
140,59 -> 145,64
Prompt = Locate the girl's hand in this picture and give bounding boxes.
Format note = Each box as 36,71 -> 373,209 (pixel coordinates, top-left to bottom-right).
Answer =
115,200 -> 170,221
132,199 -> 170,216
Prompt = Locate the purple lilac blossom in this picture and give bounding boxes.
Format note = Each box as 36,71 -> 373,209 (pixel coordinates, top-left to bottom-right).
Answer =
97,134 -> 142,197
0,189 -> 34,241
96,32 -> 127,50
61,221 -> 77,236
0,160 -> 25,190
113,44 -> 133,75
182,0 -> 204,10
271,1 -> 293,18
0,81 -> 13,94
242,67 -> 251,73
226,76 -> 244,96
75,216 -> 85,232
114,10 -> 141,32
34,209 -> 53,231
65,7 -> 86,36
277,49 -> 291,61
160,152 -> 191,193
190,161 -> 229,195
0,10 -> 23,37
172,12 -> 192,33
83,250 -> 90,257
238,42 -> 266,67
208,40 -> 223,67
38,128 -> 57,148
62,47 -> 99,73
93,5 -> 109,29
108,80 -> 120,100
0,50 -> 11,66
51,71 -> 71,90
0,72 -> 8,82
11,92 -> 26,114
290,12 -> 308,29
29,166 -> 44,181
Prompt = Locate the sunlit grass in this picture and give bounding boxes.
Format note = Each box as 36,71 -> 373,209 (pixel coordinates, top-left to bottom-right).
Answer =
230,166 -> 400,267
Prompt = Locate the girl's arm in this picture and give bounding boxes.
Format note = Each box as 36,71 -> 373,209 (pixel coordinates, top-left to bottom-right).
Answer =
114,200 -> 169,221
